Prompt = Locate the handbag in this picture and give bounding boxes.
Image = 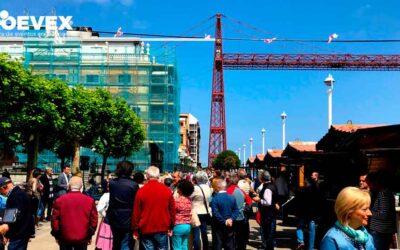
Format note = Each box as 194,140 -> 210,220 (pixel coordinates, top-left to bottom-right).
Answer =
95,218 -> 113,250
197,185 -> 212,224
191,209 -> 201,227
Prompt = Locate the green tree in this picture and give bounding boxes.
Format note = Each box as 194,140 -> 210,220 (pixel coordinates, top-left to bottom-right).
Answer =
91,91 -> 146,180
0,53 -> 31,156
0,54 -> 67,179
52,85 -> 99,174
212,150 -> 241,170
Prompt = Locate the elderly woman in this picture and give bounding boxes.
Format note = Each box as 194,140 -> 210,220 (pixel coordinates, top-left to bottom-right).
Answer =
191,171 -> 212,250
320,187 -> 375,250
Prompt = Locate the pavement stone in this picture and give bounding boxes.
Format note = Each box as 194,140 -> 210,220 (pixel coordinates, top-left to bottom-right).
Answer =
27,218 -> 296,250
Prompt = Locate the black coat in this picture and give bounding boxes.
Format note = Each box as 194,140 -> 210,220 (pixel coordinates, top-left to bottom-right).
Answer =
106,177 -> 138,230
5,186 -> 35,240
39,174 -> 52,200
294,182 -> 324,221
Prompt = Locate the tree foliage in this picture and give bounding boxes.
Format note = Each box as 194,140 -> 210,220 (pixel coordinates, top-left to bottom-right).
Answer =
0,53 -> 146,177
91,89 -> 146,179
212,150 -> 241,170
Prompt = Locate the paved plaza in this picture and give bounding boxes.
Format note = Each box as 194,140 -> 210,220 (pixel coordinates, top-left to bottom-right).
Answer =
28,218 -> 296,250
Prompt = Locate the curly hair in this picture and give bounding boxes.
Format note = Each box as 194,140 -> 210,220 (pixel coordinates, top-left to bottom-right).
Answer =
177,179 -> 194,197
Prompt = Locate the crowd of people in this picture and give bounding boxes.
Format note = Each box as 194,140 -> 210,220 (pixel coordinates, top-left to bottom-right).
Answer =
0,162 -> 397,250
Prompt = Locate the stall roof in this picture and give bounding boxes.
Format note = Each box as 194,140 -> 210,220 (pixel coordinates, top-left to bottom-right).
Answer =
266,149 -> 283,158
282,141 -> 318,157
336,124 -> 400,151
317,124 -> 385,151
247,156 -> 256,164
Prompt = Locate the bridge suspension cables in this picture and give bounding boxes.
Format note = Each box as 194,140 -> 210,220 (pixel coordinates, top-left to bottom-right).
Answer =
207,14 -> 400,167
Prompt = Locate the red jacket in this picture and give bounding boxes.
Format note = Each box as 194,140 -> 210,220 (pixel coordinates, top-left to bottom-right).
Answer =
132,180 -> 175,236
51,191 -> 98,244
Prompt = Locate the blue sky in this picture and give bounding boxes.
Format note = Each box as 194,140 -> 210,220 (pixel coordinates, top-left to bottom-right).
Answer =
2,0 -> 400,165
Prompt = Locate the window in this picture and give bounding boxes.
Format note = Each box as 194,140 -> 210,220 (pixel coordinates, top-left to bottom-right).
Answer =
86,75 -> 99,83
118,74 -> 131,84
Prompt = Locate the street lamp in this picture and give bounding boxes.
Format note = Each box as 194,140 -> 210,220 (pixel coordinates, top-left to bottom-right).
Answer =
324,74 -> 335,129
249,137 -> 254,157
238,147 -> 241,162
261,128 -> 266,153
281,111 -> 287,149
243,144 -> 246,167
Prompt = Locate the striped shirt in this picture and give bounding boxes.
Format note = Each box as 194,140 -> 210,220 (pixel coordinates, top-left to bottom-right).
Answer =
370,189 -> 397,234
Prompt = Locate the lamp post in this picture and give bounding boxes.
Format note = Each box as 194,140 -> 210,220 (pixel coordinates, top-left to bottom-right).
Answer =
261,128 -> 266,153
243,144 -> 246,167
238,147 -> 241,162
249,138 -> 254,158
281,111 -> 287,149
324,74 -> 335,129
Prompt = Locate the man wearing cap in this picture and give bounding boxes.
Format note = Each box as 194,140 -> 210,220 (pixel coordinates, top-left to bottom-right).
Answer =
0,177 -> 35,250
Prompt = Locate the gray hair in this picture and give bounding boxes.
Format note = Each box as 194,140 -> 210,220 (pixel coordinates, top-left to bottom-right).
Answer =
261,170 -> 271,182
194,171 -> 208,184
228,173 -> 239,185
69,176 -> 83,191
147,166 -> 160,179
217,179 -> 227,191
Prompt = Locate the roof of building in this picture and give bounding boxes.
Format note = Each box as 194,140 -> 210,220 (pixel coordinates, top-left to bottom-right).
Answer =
331,124 -> 385,133
266,149 -> 284,158
247,157 -> 256,164
188,113 -> 199,125
255,153 -> 265,161
317,124 -> 385,151
287,141 -> 317,152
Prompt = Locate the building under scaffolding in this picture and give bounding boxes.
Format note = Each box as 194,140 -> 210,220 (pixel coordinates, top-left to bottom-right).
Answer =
0,28 -> 180,172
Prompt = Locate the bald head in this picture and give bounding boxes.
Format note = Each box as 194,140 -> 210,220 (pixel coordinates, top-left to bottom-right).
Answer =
69,176 -> 83,191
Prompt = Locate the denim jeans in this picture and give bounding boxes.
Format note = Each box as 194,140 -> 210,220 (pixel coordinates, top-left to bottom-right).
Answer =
110,227 -> 133,250
296,218 -> 315,250
8,238 -> 29,250
171,224 -> 191,250
140,232 -> 169,250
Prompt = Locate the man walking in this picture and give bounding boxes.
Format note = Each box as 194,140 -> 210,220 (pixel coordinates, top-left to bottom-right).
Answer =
0,177 -> 35,250
132,166 -> 175,250
51,176 -> 98,250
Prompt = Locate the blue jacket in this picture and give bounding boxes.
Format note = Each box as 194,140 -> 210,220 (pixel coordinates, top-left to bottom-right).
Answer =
211,191 -> 239,224
320,225 -> 375,250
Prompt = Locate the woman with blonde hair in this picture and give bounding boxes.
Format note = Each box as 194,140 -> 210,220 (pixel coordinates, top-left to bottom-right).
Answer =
321,187 -> 375,250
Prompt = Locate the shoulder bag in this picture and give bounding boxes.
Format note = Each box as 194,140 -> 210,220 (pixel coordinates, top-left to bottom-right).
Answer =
197,185 -> 212,224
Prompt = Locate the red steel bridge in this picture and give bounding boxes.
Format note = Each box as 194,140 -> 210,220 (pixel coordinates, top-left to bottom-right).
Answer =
207,14 -> 400,167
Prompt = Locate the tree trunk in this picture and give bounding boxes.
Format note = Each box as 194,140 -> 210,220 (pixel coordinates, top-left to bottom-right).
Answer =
26,133 -> 39,182
71,139 -> 80,175
100,154 -> 108,182
60,157 -> 65,170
